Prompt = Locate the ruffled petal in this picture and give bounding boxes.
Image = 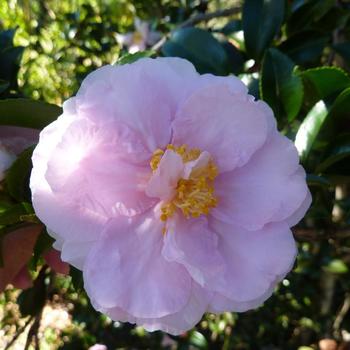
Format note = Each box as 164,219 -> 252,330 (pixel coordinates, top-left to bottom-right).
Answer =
209,218 -> 297,303
162,216 -> 225,289
212,132 -> 310,230
172,84 -> 269,172
83,211 -> 192,318
98,282 -> 212,335
76,58 -> 199,153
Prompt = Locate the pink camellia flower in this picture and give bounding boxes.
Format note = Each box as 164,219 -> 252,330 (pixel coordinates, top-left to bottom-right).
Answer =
30,57 -> 311,334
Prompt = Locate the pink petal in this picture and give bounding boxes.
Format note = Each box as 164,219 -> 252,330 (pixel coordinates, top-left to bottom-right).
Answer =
76,58 -> 199,153
146,150 -> 184,201
172,84 -> 269,172
98,282 -> 212,335
209,218 -> 297,303
213,132 -> 311,230
0,126 -> 39,154
83,211 -> 192,318
162,216 -> 225,289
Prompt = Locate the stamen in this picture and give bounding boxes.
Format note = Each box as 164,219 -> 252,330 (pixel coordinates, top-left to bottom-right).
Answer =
150,144 -> 218,223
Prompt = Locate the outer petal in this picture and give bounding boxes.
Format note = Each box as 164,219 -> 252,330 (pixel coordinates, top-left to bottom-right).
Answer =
213,132 -> 310,230
162,216 -> 225,289
209,218 -> 297,303
172,84 -> 268,172
30,113 -> 106,268
83,211 -> 192,318
76,58 -> 199,153
99,282 -> 212,335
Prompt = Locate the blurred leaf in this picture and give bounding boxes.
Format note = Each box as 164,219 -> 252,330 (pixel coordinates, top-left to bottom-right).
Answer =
316,140 -> 350,173
216,20 -> 241,35
70,266 -> 84,291
0,98 -> 61,129
0,202 -> 32,225
0,46 -> 24,85
287,0 -> 335,35
261,48 -> 303,122
162,28 -> 229,75
0,29 -> 16,49
221,41 -> 245,75
6,146 -> 35,202
306,174 -> 330,188
333,42 -> 350,63
295,101 -> 328,161
0,79 -> 9,94
279,31 -> 328,65
189,331 -> 208,349
323,259 -> 348,274
242,0 -> 285,60
18,267 -> 46,316
300,66 -> 350,108
117,50 -> 155,65
33,228 -> 55,267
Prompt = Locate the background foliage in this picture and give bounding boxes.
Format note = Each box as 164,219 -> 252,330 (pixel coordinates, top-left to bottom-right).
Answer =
1,0 -> 350,349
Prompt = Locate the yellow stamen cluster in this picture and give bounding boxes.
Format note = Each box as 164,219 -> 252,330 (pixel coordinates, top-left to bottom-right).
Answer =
150,144 -> 218,222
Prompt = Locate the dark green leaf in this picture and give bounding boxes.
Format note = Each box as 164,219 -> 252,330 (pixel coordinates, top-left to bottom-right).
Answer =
243,0 -> 285,60
300,66 -> 350,108
216,20 -> 241,35
18,268 -> 47,316
0,203 -> 32,226
117,50 -> 155,65
32,228 -> 55,267
221,41 -> 245,75
306,174 -> 330,188
323,259 -> 348,274
6,146 -> 35,202
295,101 -> 328,161
0,29 -> 16,50
333,42 -> 350,63
316,141 -> 350,173
279,31 -> 328,65
162,28 -> 229,75
287,0 -> 335,35
0,79 -> 9,94
70,266 -> 84,291
0,98 -> 61,129
260,48 -> 303,122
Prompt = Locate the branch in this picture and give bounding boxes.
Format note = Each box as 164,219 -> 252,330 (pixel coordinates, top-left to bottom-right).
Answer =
293,227 -> 350,241
179,7 -> 241,28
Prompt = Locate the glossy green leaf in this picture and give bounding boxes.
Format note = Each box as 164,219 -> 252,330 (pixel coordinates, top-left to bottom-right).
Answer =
242,0 -> 285,60
6,146 -> 35,202
0,98 -> 61,129
316,142 -> 350,173
216,20 -> 241,35
0,203 -> 32,226
300,66 -> 350,107
162,28 -> 229,75
295,101 -> 328,161
261,48 -> 303,122
306,174 -> 330,188
279,31 -> 328,65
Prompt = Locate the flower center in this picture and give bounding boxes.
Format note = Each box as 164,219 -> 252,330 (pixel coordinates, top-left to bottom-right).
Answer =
150,144 -> 218,221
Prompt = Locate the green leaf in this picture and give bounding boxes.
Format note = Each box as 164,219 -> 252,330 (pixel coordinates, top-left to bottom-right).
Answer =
279,31 -> 328,65
242,0 -> 285,60
333,42 -> 350,63
287,0 -> 335,35
316,139 -> 350,173
189,331 -> 208,349
216,20 -> 241,35
162,28 -> 229,75
6,146 -> 35,202
0,203 -> 32,226
323,259 -> 348,274
306,174 -> 330,188
117,50 -> 155,65
260,48 -> 303,122
300,66 -> 350,108
295,101 -> 328,161
69,266 -> 84,292
0,98 -> 61,129
32,228 -> 55,267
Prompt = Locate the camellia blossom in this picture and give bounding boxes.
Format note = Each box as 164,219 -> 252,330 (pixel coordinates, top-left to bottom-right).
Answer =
116,18 -> 161,53
30,57 -> 311,335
